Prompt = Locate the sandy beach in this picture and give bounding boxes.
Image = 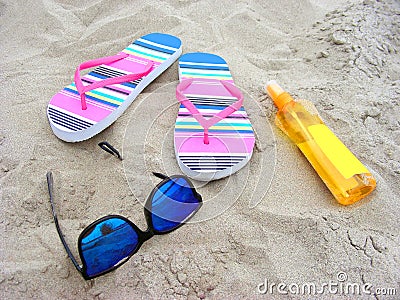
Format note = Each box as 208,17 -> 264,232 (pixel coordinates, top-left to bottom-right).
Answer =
1,0 -> 399,299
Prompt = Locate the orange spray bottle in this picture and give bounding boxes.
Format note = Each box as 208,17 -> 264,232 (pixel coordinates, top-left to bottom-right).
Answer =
266,81 -> 376,205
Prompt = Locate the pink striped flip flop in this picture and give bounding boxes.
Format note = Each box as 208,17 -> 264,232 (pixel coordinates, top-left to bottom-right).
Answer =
174,53 -> 255,181
47,33 -> 182,142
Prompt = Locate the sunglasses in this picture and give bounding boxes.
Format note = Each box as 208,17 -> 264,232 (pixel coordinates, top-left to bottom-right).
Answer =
47,171 -> 202,280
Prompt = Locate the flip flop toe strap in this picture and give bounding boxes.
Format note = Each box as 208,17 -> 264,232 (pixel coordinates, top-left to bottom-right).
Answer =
176,78 -> 244,144
74,53 -> 153,110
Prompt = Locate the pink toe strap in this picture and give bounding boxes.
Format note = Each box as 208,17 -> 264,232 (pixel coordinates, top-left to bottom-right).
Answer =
176,78 -> 244,144
74,53 -> 153,110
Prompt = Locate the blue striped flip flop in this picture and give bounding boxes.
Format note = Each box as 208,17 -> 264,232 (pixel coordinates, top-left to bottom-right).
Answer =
48,33 -> 182,142
174,53 -> 255,181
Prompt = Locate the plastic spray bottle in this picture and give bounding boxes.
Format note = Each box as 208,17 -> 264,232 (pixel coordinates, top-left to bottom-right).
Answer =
266,81 -> 376,205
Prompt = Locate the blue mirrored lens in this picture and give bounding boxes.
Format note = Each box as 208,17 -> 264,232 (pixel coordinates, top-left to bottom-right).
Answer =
79,217 -> 139,278
151,177 -> 200,233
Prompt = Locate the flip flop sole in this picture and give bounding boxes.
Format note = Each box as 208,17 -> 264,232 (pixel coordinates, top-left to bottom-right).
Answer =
174,53 -> 255,181
47,33 -> 182,142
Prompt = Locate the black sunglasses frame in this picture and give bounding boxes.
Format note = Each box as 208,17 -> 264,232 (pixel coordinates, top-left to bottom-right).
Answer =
47,171 -> 202,280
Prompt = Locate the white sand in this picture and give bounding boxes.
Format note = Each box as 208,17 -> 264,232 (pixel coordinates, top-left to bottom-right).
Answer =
1,0 -> 399,299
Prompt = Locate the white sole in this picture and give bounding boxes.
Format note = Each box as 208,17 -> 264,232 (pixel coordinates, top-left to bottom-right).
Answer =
175,149 -> 253,182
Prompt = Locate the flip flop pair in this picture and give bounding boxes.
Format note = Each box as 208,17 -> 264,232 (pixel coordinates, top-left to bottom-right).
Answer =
47,33 -> 255,181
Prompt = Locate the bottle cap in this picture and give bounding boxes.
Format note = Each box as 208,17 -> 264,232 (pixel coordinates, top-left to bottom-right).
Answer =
266,81 -> 294,110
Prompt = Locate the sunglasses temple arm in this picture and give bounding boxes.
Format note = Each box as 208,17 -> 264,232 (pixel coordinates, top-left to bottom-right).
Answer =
98,141 -> 122,160
46,172 -> 83,274
152,172 -> 168,180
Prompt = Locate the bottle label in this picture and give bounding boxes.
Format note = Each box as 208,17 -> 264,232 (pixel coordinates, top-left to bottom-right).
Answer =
307,124 -> 369,179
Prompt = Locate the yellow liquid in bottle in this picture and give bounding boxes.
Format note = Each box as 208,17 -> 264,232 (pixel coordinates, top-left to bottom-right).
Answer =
276,101 -> 376,205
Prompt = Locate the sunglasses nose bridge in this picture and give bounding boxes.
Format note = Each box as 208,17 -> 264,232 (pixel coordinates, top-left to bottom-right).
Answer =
141,229 -> 155,241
